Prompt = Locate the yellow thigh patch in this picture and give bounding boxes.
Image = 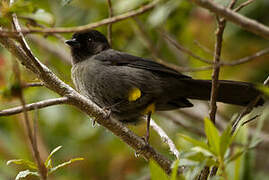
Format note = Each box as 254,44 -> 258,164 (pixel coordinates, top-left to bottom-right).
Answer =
142,103 -> 156,115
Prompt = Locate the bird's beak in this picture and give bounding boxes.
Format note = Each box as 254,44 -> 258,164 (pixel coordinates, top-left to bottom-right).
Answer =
65,38 -> 80,48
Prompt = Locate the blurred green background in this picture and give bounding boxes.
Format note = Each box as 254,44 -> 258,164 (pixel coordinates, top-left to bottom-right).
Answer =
0,0 -> 268,179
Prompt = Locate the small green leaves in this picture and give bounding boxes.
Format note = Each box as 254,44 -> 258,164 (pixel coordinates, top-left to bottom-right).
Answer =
49,157 -> 84,174
170,159 -> 179,180
7,146 -> 84,179
7,159 -> 37,170
204,117 -> 220,155
45,146 -> 62,168
219,125 -> 233,159
15,170 -> 39,180
149,160 -> 169,180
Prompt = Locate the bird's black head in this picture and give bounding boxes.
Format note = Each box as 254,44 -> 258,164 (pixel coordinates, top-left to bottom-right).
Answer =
65,30 -> 110,64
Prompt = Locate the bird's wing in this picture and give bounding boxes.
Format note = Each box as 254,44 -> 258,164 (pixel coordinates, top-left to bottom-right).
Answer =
95,49 -> 191,79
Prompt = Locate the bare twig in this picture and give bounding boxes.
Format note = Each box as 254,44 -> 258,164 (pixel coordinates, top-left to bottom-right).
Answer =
23,82 -> 44,88
150,119 -> 180,159
0,0 -> 160,35
209,17 -> 225,124
234,0 -> 255,12
242,115 -> 260,126
193,40 -> 214,56
28,35 -> 70,64
189,0 -> 269,39
0,97 -> 69,116
10,0 -> 47,178
232,75 -> 269,134
222,47 -> 269,66
133,17 -> 161,60
107,0 -> 113,46
160,30 -> 213,64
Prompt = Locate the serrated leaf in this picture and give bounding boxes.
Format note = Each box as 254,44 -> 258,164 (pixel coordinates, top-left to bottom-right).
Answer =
49,157 -> 84,174
178,133 -> 210,151
45,146 -> 62,168
7,159 -> 37,170
204,118 -> 220,155
219,125 -> 232,159
170,159 -> 179,180
15,170 -> 39,180
149,160 -> 169,180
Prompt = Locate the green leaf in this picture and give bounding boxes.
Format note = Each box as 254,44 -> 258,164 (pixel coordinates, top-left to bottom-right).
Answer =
45,146 -> 62,168
219,125 -> 232,159
149,160 -> 169,180
204,118 -> 220,155
7,159 -> 37,170
178,133 -> 210,152
15,170 -> 39,180
49,157 -> 84,174
170,159 -> 179,180
226,150 -> 245,164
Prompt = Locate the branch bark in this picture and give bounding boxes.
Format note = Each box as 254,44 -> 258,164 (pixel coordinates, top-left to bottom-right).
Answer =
189,0 -> 269,39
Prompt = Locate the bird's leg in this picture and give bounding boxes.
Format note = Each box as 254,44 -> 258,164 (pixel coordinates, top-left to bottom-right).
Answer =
144,111 -> 152,145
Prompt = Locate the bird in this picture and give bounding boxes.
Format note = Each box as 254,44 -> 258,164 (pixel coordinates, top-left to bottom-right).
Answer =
65,30 -> 264,143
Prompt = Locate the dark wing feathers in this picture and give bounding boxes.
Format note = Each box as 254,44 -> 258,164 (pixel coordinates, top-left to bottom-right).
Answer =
95,49 -> 191,78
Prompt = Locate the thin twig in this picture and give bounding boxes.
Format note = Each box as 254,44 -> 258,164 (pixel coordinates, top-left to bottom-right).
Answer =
28,35 -> 70,64
0,97 -> 69,116
242,115 -> 260,126
10,0 -> 47,178
222,47 -> 269,66
150,119 -> 180,159
189,0 -> 269,39
232,75 -> 269,134
107,0 -> 113,46
234,0 -> 255,12
159,30 -> 213,64
209,17 -> 225,124
23,82 -> 44,88
0,0 -> 160,35
13,61 -> 47,179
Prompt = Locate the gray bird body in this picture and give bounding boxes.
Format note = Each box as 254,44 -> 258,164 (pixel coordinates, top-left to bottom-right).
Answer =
72,49 -> 192,122
67,30 -> 264,123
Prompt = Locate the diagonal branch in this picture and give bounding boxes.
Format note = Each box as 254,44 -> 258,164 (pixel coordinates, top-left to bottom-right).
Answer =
0,22 -> 177,178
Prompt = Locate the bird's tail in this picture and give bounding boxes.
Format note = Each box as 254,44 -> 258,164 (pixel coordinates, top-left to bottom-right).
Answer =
179,79 -> 264,106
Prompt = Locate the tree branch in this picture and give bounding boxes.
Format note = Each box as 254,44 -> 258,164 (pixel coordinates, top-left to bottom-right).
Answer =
0,0 -> 159,35
189,0 -> 269,39
0,97 -> 69,116
150,119 -> 180,159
